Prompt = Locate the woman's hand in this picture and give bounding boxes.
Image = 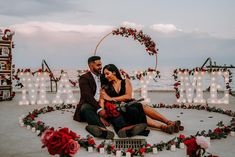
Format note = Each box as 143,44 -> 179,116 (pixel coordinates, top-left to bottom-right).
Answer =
101,90 -> 113,101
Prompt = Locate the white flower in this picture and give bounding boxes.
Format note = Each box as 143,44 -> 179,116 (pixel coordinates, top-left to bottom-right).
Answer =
196,136 -> 210,149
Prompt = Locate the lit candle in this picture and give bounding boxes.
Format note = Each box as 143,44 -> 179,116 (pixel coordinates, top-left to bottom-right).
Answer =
126,152 -> 131,157
32,127 -> 36,133
36,130 -> 41,134
116,150 -> 121,157
153,147 -> 158,154
170,145 -> 176,151
26,125 -> 31,130
180,143 -> 185,149
99,147 -> 104,154
230,131 -> 235,137
88,146 -> 93,153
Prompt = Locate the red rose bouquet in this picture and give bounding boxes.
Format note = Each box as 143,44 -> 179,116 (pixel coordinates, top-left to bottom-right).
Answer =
41,127 -> 80,157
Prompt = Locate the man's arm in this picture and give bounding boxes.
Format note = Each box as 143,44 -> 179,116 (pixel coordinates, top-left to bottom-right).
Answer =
79,76 -> 100,109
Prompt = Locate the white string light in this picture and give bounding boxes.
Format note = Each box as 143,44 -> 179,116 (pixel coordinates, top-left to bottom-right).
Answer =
208,71 -> 229,104
52,72 -> 77,104
177,70 -> 230,104
36,72 -> 49,105
19,72 -> 30,105
177,71 -> 206,104
19,72 -> 50,105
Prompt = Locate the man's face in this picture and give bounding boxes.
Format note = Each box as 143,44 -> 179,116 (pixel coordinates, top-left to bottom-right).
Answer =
89,60 -> 102,75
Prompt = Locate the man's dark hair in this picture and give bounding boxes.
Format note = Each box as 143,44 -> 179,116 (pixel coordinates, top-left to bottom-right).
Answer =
88,56 -> 101,64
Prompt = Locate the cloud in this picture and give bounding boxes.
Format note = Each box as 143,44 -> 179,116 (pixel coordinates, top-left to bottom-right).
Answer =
150,24 -> 182,33
0,0 -> 85,17
121,21 -> 144,30
10,21 -> 114,34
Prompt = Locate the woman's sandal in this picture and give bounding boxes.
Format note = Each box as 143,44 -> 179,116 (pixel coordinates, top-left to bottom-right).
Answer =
160,124 -> 174,134
166,120 -> 183,133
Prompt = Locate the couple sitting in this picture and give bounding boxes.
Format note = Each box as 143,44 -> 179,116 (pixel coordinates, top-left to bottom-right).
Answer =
73,56 -> 183,139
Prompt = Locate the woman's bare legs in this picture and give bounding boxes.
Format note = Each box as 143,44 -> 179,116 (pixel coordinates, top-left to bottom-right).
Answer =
142,104 -> 169,124
146,116 -> 162,128
143,104 -> 183,133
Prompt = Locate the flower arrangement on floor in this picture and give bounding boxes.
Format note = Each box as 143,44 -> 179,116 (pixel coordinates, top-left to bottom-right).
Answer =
41,128 -> 80,156
19,103 -> 235,157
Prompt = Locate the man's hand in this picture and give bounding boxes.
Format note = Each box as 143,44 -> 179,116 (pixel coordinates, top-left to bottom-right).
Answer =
98,109 -> 108,118
101,91 -> 113,101
100,117 -> 110,127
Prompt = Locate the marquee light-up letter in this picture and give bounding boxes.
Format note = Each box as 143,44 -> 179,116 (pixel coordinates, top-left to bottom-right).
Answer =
177,71 -> 206,103
208,71 -> 229,104
52,72 -> 77,104
35,72 -> 49,105
19,72 -> 30,105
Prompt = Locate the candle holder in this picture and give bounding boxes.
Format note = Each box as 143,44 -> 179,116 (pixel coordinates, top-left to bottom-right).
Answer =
26,125 -> 31,130
116,150 -> 121,157
170,145 -> 176,151
31,127 -> 36,133
88,146 -> 93,153
230,131 -> 235,136
153,147 -> 158,154
126,152 -> 131,157
180,143 -> 185,149
99,147 -> 105,154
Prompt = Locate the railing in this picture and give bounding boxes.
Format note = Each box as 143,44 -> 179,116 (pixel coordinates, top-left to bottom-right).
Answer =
201,57 -> 235,96
41,59 -> 58,92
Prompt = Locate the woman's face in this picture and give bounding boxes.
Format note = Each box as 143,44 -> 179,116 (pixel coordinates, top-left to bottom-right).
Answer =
104,69 -> 116,82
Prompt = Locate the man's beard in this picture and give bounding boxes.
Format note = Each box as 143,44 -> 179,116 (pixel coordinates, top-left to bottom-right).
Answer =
93,69 -> 101,75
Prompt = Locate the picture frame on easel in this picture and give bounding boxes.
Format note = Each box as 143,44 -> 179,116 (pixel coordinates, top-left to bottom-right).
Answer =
0,47 -> 9,57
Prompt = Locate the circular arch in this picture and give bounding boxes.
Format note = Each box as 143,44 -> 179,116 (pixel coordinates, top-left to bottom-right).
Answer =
93,27 -> 159,69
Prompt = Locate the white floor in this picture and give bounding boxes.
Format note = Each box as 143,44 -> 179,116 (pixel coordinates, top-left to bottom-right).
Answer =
0,91 -> 235,157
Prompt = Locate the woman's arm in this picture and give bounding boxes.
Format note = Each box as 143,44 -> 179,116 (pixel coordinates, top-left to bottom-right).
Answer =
99,97 -> 105,109
101,79 -> 133,102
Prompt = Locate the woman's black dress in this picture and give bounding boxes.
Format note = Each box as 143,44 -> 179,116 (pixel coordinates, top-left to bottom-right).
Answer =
104,79 -> 147,132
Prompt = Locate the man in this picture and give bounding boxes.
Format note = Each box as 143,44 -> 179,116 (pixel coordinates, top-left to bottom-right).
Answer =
73,56 -> 114,139
74,56 -> 148,138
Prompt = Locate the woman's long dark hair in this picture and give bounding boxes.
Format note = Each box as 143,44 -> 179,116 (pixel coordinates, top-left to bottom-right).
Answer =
101,64 -> 123,89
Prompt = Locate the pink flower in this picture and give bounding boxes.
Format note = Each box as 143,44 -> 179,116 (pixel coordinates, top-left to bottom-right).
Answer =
64,139 -> 80,156
196,136 -> 210,149
41,129 -> 54,146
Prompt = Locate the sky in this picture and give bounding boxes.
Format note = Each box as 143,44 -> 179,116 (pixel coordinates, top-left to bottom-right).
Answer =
0,0 -> 235,71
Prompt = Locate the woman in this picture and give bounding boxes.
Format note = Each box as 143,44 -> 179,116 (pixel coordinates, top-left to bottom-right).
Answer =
100,64 -> 182,134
